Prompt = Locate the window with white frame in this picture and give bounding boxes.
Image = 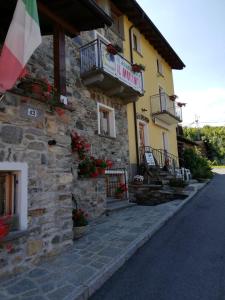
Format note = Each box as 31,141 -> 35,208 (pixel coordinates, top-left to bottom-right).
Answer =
132,29 -> 142,54
97,103 -> 116,138
0,163 -> 28,232
157,58 -> 164,76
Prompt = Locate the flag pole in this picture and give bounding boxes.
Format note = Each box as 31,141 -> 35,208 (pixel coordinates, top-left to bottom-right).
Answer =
0,94 -> 5,102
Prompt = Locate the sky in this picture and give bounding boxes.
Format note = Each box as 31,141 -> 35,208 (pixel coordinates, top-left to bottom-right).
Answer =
137,0 -> 225,127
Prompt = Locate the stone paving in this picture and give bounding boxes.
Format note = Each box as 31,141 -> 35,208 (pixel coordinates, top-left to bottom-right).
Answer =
0,183 -> 206,300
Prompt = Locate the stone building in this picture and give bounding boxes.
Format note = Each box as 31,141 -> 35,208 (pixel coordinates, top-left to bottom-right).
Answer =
0,0 -> 126,277
0,0 -> 184,278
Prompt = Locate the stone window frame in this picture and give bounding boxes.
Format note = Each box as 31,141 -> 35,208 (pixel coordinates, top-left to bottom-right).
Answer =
0,162 -> 28,231
97,103 -> 116,138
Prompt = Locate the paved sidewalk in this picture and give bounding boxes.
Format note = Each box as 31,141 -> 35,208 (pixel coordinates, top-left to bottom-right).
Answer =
0,183 -> 206,300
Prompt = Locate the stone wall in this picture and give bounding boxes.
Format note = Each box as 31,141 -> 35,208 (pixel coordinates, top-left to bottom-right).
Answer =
0,92 -> 73,277
0,27 -> 129,276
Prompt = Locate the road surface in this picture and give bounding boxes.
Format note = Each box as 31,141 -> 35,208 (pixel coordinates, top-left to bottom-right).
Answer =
91,170 -> 225,300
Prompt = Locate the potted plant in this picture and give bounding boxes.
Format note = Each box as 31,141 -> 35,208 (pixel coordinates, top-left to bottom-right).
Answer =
95,159 -> 108,175
72,208 -> 89,240
115,183 -> 128,199
78,157 -> 98,178
71,131 -> 91,160
0,215 -> 12,240
169,95 -> 178,101
133,175 -> 144,185
106,44 -> 117,55
132,63 -> 145,73
18,73 -> 51,97
169,178 -> 187,192
177,102 -> 186,107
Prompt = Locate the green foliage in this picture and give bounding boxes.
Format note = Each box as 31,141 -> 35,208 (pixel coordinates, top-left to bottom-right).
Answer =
183,126 -> 225,165
183,148 -> 213,179
169,178 -> 187,188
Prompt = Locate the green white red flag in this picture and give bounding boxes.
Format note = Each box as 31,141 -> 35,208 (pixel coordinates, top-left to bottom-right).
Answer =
0,0 -> 42,93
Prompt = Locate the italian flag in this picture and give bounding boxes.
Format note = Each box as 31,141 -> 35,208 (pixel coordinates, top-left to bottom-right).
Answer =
0,0 -> 42,93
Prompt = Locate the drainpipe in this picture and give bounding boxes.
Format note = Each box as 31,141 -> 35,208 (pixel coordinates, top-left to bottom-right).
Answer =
129,25 -> 140,167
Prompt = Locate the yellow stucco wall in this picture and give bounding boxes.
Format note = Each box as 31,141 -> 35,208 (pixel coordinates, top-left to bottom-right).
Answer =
123,16 -> 180,164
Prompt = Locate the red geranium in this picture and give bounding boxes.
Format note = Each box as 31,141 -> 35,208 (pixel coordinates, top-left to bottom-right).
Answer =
0,215 -> 11,240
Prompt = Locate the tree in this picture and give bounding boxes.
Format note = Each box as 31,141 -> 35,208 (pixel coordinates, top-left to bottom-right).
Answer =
183,126 -> 225,165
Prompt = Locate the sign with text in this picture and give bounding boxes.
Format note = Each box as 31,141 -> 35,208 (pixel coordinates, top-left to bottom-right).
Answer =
145,152 -> 155,166
101,44 -> 143,94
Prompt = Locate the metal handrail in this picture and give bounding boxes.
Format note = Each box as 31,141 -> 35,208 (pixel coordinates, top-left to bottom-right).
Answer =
139,146 -> 181,171
80,39 -> 144,94
150,92 -> 182,121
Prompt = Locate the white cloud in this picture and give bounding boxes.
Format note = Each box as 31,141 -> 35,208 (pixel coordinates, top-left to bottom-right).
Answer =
179,88 -> 225,127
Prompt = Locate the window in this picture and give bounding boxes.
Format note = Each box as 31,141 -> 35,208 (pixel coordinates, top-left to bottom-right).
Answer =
110,4 -> 124,38
162,132 -> 169,153
132,29 -> 142,54
97,103 -> 116,138
137,120 -> 149,149
157,59 -> 164,76
133,34 -> 138,51
0,163 -> 28,231
0,173 -> 17,216
159,86 -> 167,111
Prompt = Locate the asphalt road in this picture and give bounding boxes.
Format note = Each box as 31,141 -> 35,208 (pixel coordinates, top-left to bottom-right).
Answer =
90,170 -> 225,300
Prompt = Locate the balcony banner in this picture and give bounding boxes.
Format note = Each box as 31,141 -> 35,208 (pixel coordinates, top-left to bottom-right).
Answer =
101,44 -> 143,94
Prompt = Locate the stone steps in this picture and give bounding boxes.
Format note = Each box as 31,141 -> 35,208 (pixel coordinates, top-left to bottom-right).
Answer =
129,183 -> 163,191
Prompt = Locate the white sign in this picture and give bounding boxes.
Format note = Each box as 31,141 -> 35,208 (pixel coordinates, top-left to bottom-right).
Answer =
60,95 -> 68,105
145,152 -> 155,166
27,108 -> 38,118
101,44 -> 143,94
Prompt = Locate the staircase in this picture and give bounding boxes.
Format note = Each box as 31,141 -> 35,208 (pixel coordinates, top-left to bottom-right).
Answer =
129,147 -> 188,206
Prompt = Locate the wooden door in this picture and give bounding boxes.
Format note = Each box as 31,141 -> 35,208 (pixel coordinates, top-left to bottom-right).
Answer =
139,123 -> 145,148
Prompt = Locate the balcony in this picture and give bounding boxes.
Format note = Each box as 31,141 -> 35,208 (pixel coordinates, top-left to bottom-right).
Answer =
150,93 -> 182,125
80,40 -> 144,102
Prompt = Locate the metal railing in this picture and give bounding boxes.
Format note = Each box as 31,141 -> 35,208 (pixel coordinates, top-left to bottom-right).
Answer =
105,168 -> 128,200
139,146 -> 180,172
80,39 -> 144,94
150,93 -> 182,121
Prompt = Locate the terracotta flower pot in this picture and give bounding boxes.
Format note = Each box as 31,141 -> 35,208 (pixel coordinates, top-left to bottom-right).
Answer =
73,225 -> 88,240
133,181 -> 143,185
115,192 -> 124,199
106,44 -> 117,55
31,82 -> 43,95
97,167 -> 105,175
0,224 -> 10,239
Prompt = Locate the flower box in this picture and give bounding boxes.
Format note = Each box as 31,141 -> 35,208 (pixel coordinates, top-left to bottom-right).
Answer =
132,64 -> 145,73
106,44 -> 117,55
73,225 -> 89,240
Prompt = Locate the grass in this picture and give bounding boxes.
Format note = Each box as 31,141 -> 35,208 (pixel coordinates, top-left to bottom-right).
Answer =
212,165 -> 225,168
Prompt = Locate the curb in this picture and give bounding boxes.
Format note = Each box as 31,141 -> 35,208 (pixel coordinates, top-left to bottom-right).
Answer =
75,180 -> 210,300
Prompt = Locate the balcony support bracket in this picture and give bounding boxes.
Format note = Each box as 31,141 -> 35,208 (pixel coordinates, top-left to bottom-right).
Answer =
83,74 -> 104,86
106,86 -> 125,96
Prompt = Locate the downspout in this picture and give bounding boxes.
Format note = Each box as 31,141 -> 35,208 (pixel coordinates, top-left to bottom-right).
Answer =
129,25 -> 140,166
